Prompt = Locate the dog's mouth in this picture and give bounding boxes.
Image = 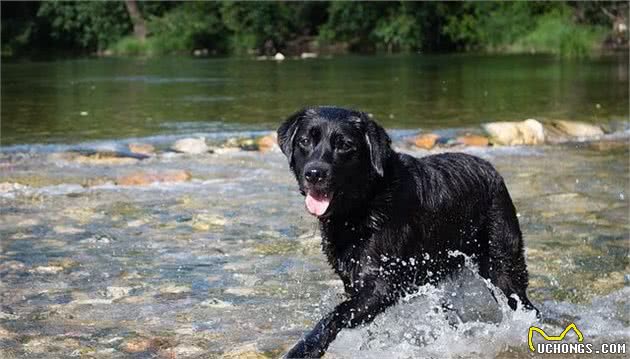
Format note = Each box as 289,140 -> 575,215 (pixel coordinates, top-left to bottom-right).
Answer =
304,190 -> 333,217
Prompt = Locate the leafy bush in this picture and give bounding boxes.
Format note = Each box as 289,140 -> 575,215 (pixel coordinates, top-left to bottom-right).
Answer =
37,1 -> 131,51
148,2 -> 227,55
516,9 -> 606,57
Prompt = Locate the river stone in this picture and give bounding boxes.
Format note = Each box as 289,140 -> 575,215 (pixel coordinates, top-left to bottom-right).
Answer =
256,133 -> 277,152
200,298 -> 234,308
455,135 -> 490,147
171,138 -> 209,154
192,213 -> 227,231
128,143 -> 156,155
62,150 -> 146,165
116,170 -> 192,186
0,182 -> 27,193
222,343 -> 266,359
121,337 -> 171,353
105,286 -> 132,299
482,119 -> 545,145
411,133 -> 440,149
549,120 -> 604,138
159,345 -> 205,359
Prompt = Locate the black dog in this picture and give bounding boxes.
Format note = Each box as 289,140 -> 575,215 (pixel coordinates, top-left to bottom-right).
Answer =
278,107 -> 537,358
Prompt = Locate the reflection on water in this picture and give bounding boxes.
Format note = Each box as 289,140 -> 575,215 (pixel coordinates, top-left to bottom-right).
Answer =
0,135 -> 628,357
2,54 -> 628,145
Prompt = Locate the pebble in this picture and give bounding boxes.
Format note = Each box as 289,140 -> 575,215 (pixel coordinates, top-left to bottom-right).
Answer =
256,133 -> 277,152
171,138 -> 209,154
410,133 -> 440,149
455,134 -> 489,147
222,343 -> 266,359
192,213 -> 227,231
482,119 -> 545,145
200,298 -> 234,308
116,170 -> 192,186
128,143 -> 156,155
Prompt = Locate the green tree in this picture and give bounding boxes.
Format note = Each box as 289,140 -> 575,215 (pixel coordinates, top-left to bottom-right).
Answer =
37,1 -> 131,51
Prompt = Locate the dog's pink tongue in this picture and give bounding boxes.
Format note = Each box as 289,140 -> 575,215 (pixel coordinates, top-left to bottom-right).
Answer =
305,193 -> 330,217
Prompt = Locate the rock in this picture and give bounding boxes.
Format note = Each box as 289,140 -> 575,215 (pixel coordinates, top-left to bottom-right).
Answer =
300,52 -> 318,59
548,120 -> 604,138
192,213 -> 227,231
222,343 -> 266,359
32,265 -> 64,274
455,135 -> 490,147
256,134 -> 277,152
482,119 -> 545,146
411,133 -> 440,149
116,170 -> 192,186
0,182 -> 27,193
200,298 -> 234,308
274,52 -> 285,61
121,338 -> 153,353
224,287 -> 256,296
159,284 -> 191,295
63,150 -> 148,165
80,233 -> 115,244
128,143 -> 156,155
159,345 -> 204,358
171,138 -> 209,154
587,138 -> 629,151
53,225 -> 84,234
104,286 -> 132,300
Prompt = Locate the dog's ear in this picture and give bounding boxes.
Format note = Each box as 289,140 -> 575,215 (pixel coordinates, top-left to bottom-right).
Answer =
363,115 -> 391,177
277,109 -> 304,166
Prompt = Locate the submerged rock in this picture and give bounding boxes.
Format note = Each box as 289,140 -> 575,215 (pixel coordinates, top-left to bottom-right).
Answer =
59,150 -> 148,165
482,119 -> 545,145
455,134 -> 490,147
256,133 -> 277,152
411,133 -> 440,149
0,182 -> 28,193
116,170 -> 192,186
192,213 -> 227,231
128,142 -> 156,155
200,298 -> 234,308
159,345 -> 205,358
549,120 -> 604,138
171,138 -> 209,154
222,343 -> 267,359
121,337 -> 173,353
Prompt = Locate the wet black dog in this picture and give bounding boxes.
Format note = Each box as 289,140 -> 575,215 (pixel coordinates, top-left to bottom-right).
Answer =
278,106 -> 537,358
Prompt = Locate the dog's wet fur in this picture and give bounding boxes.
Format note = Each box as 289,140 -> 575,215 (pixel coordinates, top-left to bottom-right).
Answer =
278,106 -> 538,358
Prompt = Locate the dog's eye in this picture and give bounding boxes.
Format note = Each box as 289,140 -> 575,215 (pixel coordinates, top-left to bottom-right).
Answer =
336,140 -> 354,152
298,137 -> 310,147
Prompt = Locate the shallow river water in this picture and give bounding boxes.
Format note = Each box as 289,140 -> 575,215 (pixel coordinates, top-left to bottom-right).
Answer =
1,54 -> 629,358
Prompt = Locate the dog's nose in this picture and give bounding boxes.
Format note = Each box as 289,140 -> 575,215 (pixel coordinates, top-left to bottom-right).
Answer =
304,167 -> 327,183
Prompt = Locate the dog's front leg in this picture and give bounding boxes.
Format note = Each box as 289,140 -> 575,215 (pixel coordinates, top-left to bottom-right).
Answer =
285,281 -> 393,358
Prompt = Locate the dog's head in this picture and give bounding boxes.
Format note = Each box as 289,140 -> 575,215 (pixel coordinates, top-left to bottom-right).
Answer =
277,106 -> 391,218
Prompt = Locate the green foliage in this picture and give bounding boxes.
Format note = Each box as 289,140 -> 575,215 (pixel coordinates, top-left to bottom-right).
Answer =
109,36 -> 155,57
319,2 -> 383,51
517,9 -> 607,57
37,1 -> 131,51
148,2 -> 227,55
374,4 -> 423,52
442,2 -> 608,56
1,1 -> 622,58
220,2 -> 297,54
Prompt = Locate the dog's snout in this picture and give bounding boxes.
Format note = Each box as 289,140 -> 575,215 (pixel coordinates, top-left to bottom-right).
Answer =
304,165 -> 328,184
